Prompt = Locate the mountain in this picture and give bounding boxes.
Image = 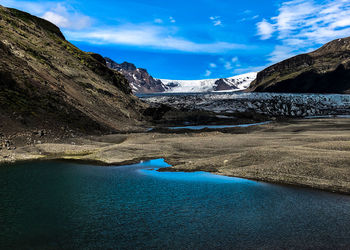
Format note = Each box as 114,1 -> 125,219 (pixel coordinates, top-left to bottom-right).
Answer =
0,5 -> 146,135
105,58 -> 167,94
249,37 -> 350,94
105,57 -> 257,94
161,72 -> 257,93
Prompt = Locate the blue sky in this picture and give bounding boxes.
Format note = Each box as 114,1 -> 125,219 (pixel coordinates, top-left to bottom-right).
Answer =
1,0 -> 350,79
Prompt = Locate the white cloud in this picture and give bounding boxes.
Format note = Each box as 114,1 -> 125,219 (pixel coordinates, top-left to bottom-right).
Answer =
210,16 -> 223,26
268,45 -> 297,64
209,63 -> 217,68
257,0 -> 350,63
213,20 -> 222,26
154,18 -> 163,24
216,57 -> 241,71
239,14 -> 260,22
233,66 -> 265,74
0,1 -> 92,30
273,0 -> 317,39
1,0 -> 247,54
0,0 -> 47,14
42,11 -> 69,27
231,57 -> 239,63
205,70 -> 212,77
66,25 -> 247,54
42,4 -> 91,30
257,19 -> 274,40
224,62 -> 233,70
243,10 -> 252,15
331,18 -> 350,29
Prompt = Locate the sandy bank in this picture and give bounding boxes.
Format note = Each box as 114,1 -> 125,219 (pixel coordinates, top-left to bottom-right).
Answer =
1,118 -> 350,194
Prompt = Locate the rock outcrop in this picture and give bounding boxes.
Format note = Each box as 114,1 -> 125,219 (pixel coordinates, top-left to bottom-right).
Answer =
105,58 -> 167,94
213,79 -> 239,91
0,5 -> 146,135
249,37 -> 350,94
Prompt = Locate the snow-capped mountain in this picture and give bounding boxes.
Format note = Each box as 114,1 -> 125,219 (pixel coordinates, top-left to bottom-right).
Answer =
161,72 -> 257,93
105,57 -> 257,94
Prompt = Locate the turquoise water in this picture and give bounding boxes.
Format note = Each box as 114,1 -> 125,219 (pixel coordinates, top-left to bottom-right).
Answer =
1,159 -> 350,249
166,121 -> 271,130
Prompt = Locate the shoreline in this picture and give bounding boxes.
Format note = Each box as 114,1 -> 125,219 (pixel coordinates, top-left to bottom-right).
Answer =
1,118 -> 350,195
158,165 -> 350,195
2,154 -> 350,196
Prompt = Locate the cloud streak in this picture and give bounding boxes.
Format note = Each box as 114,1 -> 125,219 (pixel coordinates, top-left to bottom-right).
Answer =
66,25 -> 248,54
41,4 -> 92,30
0,0 -> 92,30
210,16 -> 223,26
205,70 -> 212,77
0,0 -> 248,54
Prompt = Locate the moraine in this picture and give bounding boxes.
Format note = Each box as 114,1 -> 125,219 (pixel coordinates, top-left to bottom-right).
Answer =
140,92 -> 350,117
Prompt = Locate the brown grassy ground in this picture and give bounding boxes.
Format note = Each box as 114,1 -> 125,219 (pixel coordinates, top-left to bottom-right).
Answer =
1,118 -> 350,193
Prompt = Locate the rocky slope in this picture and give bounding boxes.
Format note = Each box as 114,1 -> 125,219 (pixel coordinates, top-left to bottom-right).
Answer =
0,5 -> 147,137
105,58 -> 167,93
250,37 -> 350,94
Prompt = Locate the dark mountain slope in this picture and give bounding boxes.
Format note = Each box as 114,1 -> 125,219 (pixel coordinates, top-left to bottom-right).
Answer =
0,5 -> 147,135
249,37 -> 350,94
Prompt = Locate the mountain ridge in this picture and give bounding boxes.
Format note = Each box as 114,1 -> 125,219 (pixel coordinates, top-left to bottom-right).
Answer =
249,36 -> 350,94
105,57 -> 256,93
105,57 -> 168,93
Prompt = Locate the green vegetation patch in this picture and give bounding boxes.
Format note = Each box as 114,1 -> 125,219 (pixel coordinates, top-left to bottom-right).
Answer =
5,7 -> 64,39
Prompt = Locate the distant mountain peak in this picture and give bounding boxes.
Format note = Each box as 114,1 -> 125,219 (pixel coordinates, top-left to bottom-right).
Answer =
105,58 -> 257,94
120,61 -> 137,71
105,57 -> 167,94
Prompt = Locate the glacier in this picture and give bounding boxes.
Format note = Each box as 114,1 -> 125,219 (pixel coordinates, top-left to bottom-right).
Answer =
160,72 -> 257,93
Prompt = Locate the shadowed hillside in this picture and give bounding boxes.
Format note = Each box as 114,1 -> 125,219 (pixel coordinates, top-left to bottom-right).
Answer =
0,5 -> 147,136
249,37 -> 350,94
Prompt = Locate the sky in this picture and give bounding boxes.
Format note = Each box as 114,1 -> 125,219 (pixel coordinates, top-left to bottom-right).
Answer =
1,0 -> 350,80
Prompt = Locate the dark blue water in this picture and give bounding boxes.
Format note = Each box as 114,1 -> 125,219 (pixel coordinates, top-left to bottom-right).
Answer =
1,160 -> 350,249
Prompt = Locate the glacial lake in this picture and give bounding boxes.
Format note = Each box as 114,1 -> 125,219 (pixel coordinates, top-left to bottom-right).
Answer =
166,121 -> 271,130
1,160 -> 350,249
